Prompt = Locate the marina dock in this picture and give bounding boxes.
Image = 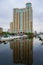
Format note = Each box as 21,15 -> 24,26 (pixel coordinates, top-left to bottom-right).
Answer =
0,35 -> 28,42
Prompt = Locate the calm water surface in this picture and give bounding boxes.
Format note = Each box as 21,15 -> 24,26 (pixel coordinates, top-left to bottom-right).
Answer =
0,38 -> 43,65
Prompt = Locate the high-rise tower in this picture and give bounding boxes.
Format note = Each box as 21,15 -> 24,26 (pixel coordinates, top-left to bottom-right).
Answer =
13,3 -> 33,33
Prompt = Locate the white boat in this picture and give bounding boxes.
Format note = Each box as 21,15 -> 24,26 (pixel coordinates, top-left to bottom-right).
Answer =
0,35 -> 28,42
0,37 -> 13,42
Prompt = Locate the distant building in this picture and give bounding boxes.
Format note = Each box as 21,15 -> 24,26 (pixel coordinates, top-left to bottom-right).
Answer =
13,3 -> 33,33
10,22 -> 14,33
0,28 -> 3,33
7,29 -> 10,33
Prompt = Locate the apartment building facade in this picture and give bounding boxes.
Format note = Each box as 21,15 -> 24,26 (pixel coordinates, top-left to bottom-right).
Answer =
11,3 -> 33,33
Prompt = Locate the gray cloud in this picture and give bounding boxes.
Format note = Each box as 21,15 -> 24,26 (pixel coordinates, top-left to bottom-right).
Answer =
0,0 -> 43,32
31,0 -> 43,32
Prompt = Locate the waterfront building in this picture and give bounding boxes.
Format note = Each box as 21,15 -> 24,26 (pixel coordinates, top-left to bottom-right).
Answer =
13,3 -> 33,33
10,22 -> 14,33
0,28 -> 3,33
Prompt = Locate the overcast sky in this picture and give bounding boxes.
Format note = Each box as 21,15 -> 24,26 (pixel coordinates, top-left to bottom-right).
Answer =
0,0 -> 43,32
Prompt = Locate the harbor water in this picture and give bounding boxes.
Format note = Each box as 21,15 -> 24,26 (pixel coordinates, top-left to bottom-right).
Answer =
0,38 -> 43,65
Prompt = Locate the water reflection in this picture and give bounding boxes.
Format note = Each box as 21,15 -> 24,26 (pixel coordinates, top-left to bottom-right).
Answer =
0,41 -> 7,44
10,39 -> 33,65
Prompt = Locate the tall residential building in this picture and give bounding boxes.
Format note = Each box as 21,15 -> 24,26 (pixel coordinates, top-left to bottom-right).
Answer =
10,22 -> 14,33
13,3 -> 33,33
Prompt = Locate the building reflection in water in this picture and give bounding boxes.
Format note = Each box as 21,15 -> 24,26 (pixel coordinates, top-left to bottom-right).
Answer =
10,39 -> 33,65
